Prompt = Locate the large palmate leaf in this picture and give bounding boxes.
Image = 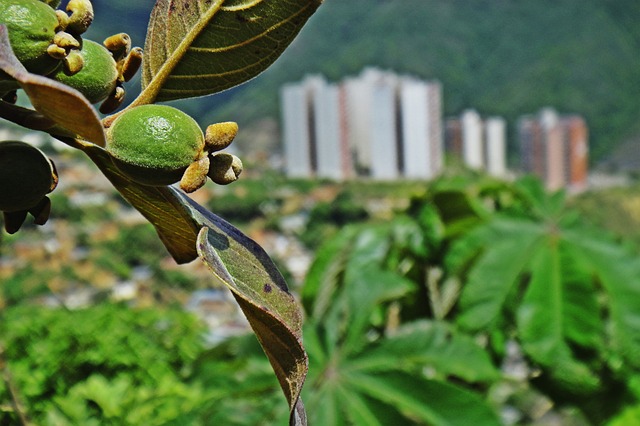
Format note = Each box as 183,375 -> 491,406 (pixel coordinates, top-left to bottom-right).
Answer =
138,0 -> 323,104
347,372 -> 501,426
301,226 -> 500,426
516,239 -> 601,392
455,217 -> 544,330
449,177 -> 640,393
564,228 -> 640,370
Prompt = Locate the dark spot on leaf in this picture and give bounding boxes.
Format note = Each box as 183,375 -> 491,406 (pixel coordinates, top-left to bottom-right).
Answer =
236,13 -> 250,23
264,283 -> 273,293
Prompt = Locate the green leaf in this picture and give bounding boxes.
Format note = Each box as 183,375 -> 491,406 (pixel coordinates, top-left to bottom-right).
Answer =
335,386 -> 414,426
353,320 -> 499,383
457,218 -> 544,330
197,227 -> 307,425
138,0 -> 323,104
302,225 -> 359,318
0,25 -> 106,146
348,371 -> 501,426
560,246 -> 604,350
565,228 -> 640,369
516,238 -> 600,392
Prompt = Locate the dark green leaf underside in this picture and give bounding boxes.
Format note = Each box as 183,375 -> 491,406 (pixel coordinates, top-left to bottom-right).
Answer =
141,0 -> 322,103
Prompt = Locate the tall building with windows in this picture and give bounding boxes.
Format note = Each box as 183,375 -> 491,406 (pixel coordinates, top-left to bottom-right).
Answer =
399,78 -> 443,179
561,115 -> 589,192
281,83 -> 313,178
461,110 -> 484,170
485,117 -> 507,178
281,75 -> 351,180
445,110 -> 507,177
281,68 -> 443,181
518,108 -> 589,191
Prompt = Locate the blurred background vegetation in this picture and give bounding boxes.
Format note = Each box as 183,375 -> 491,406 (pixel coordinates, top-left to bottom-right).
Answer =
2,0 -> 640,424
3,166 -> 640,424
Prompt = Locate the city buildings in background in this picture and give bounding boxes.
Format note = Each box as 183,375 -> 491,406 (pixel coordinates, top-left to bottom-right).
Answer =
281,68 -> 444,181
518,108 -> 589,192
445,110 -> 508,178
280,68 -> 589,191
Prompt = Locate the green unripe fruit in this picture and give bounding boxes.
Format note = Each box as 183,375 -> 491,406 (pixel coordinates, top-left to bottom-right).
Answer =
106,105 -> 205,186
40,0 -> 61,8
0,0 -> 63,75
51,39 -> 118,104
0,141 -> 58,212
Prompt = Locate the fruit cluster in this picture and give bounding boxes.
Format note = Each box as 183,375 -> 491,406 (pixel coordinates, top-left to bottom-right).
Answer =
0,0 -> 244,233
0,0 -> 141,113
106,105 -> 243,194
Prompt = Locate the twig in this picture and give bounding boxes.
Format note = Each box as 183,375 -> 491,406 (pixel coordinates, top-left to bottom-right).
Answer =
0,344 -> 32,426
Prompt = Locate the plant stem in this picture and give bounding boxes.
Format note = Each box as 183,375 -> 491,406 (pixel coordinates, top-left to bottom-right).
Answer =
0,344 -> 32,426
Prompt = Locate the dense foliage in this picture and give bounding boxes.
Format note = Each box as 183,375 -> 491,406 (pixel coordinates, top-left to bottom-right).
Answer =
3,174 -> 640,424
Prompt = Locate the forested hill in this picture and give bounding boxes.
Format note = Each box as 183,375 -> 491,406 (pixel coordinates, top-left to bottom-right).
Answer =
93,0 -> 640,162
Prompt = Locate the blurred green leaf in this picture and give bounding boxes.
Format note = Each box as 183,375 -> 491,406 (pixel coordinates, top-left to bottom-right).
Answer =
451,177 -> 640,394
354,320 -> 499,383
347,371 -> 501,426
456,218 -> 543,330
517,239 -> 600,393
139,0 -> 323,104
301,224 -> 499,426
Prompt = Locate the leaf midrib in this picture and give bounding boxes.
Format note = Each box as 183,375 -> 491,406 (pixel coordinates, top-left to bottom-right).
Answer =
135,0 -> 226,106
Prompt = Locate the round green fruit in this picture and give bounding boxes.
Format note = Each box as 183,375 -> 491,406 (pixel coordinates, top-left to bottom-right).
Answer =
0,141 -> 58,212
0,0 -> 63,75
106,105 -> 205,186
51,39 -> 118,104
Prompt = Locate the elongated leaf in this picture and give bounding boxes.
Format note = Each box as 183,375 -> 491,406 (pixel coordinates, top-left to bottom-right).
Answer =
335,386 -> 414,426
560,244 -> 604,350
516,238 -> 600,392
353,320 -> 499,383
342,266 -> 414,355
457,218 -> 544,330
79,143 -> 308,423
139,0 -> 323,103
348,371 -> 501,426
565,228 -> 640,369
83,145 -> 201,263
302,225 -> 360,317
197,227 -> 306,425
0,25 -> 106,146
306,386 -> 344,426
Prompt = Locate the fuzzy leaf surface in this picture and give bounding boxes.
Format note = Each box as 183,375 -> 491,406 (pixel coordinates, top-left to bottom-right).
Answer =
140,0 -> 323,103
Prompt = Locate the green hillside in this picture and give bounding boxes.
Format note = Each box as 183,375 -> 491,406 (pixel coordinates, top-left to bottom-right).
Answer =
90,0 -> 640,162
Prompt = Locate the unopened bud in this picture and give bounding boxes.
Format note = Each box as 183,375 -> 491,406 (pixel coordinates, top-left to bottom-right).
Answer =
207,152 -> 243,185
66,0 -> 94,35
205,122 -> 239,152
